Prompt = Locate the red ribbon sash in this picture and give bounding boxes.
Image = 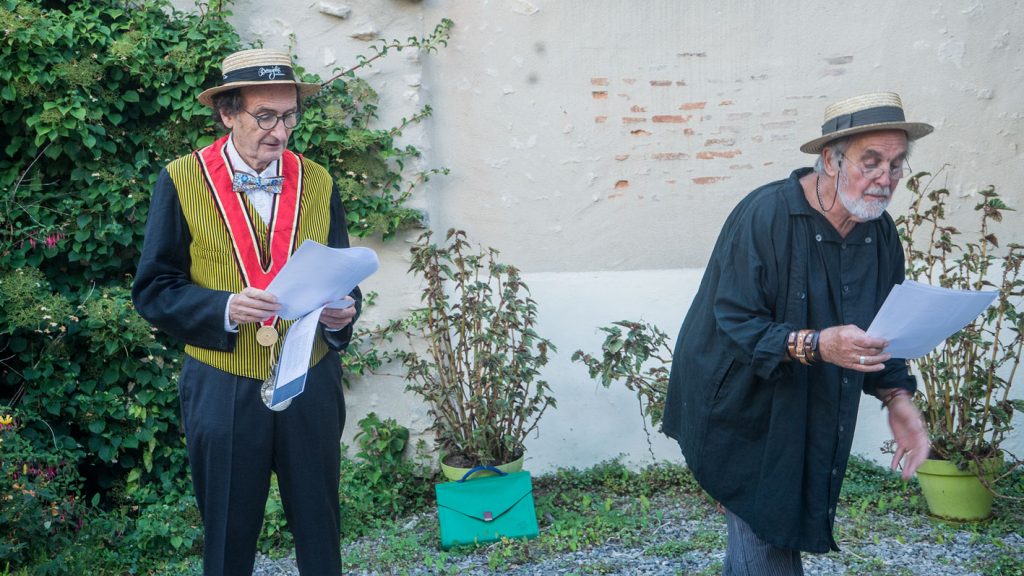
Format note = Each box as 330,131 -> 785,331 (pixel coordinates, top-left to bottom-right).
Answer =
195,135 -> 304,327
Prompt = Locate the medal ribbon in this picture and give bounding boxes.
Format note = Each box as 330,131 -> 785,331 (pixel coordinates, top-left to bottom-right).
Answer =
195,135 -> 304,329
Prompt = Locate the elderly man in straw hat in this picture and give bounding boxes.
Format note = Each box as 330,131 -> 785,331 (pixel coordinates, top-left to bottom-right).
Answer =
133,48 -> 359,575
661,92 -> 932,574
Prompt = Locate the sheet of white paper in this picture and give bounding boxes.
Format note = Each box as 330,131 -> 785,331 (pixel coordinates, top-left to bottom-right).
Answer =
268,304 -> 326,407
866,280 -> 998,358
265,241 -> 379,320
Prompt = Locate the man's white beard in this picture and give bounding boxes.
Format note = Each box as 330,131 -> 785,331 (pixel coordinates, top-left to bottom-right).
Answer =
840,185 -> 891,221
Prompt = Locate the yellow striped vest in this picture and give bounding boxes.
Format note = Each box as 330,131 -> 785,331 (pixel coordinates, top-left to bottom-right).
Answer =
166,149 -> 333,380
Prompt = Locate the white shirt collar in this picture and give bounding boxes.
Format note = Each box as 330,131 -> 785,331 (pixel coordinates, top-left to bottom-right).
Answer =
225,135 -> 279,178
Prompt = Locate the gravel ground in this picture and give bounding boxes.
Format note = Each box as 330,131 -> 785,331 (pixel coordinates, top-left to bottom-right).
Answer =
251,505 -> 1023,576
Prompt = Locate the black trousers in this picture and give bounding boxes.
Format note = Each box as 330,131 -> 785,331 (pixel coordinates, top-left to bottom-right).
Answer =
178,353 -> 345,576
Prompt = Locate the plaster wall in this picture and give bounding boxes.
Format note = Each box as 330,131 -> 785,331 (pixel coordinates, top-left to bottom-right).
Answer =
174,0 -> 1024,471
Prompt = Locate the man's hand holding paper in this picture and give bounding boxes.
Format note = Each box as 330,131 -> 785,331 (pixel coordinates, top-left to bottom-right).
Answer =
261,241 -> 379,409
318,297 -> 356,330
867,280 -> 998,359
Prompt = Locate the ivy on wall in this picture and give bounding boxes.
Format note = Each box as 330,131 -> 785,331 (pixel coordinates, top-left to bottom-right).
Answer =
0,0 -> 450,563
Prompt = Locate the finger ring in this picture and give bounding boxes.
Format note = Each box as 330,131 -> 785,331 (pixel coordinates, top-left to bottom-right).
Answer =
859,355 -> 866,365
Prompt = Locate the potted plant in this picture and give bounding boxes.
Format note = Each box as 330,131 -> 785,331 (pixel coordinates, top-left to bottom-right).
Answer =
571,320 -> 671,457
396,229 -> 556,480
896,171 -> 1024,520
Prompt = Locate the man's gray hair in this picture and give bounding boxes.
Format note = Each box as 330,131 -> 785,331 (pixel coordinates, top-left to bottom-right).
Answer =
813,136 -> 851,174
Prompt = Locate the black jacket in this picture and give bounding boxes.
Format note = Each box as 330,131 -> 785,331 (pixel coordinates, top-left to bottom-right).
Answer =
662,168 -> 916,552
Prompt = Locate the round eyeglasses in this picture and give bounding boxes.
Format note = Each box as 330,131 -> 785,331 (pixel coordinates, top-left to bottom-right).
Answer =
839,152 -> 910,181
245,110 -> 301,131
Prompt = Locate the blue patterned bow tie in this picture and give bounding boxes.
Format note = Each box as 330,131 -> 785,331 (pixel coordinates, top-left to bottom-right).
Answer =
232,172 -> 284,195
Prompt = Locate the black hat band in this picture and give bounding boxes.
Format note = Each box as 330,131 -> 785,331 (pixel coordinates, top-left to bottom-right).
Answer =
221,64 -> 296,84
821,106 -> 905,135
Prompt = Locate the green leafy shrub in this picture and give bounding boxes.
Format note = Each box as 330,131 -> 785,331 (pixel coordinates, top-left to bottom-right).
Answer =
1,0 -> 451,569
896,173 -> 1024,474
395,230 -> 557,468
339,413 -> 434,538
0,409 -> 85,567
571,320 -> 671,451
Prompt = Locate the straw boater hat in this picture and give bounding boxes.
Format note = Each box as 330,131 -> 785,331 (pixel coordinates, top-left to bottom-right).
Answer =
197,48 -> 321,107
800,92 -> 933,154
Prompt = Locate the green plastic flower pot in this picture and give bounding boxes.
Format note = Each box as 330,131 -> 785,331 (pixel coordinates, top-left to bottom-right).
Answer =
916,457 -> 1002,521
440,454 -> 524,482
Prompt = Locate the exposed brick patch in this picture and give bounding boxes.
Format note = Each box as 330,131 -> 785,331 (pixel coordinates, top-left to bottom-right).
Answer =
652,115 -> 690,123
683,128 -> 695,135
592,91 -> 608,100
631,129 -> 652,136
650,80 -> 673,86
679,101 -> 706,110
719,99 -> 735,106
704,137 -> 735,146
591,77 -> 609,86
614,180 -> 630,189
675,80 -> 687,86
693,176 -> 727,185
652,152 -> 688,161
615,154 -> 630,161
697,150 -> 742,160
623,117 -> 647,123
595,116 -> 608,123
630,105 -> 647,113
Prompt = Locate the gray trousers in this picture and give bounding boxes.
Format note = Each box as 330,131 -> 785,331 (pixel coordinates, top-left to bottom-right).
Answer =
723,508 -> 804,576
179,354 -> 345,576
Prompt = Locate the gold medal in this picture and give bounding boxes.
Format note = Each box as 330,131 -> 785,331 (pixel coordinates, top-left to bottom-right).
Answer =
256,325 -> 279,347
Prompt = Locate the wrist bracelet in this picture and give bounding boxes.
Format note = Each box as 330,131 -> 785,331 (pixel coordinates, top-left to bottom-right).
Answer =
881,388 -> 912,408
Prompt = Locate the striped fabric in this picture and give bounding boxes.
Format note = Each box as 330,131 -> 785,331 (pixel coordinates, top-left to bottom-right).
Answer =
167,152 -> 334,379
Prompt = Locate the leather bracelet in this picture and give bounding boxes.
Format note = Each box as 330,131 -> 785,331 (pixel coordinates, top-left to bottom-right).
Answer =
802,330 -> 819,364
794,329 -> 814,366
787,331 -> 799,361
881,388 -> 912,408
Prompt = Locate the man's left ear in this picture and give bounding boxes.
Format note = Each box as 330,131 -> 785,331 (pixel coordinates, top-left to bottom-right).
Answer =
823,149 -> 840,177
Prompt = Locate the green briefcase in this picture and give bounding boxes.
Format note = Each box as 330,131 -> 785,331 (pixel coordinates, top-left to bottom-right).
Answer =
435,465 -> 539,549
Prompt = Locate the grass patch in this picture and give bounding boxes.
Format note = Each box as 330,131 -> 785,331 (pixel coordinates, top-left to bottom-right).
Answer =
6,456 -> 1023,575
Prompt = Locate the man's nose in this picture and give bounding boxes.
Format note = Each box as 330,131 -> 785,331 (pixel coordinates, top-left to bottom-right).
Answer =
270,119 -> 290,140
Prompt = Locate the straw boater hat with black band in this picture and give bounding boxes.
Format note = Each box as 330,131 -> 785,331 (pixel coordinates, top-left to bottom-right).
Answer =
800,92 -> 933,154
197,48 -> 321,108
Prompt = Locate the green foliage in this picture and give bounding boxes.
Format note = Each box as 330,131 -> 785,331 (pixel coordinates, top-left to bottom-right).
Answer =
0,409 -> 84,567
394,229 -> 557,467
1,2 -> 451,571
0,268 -> 188,506
339,413 -> 434,538
571,320 -> 672,452
896,172 -> 1024,472
0,0 -> 240,286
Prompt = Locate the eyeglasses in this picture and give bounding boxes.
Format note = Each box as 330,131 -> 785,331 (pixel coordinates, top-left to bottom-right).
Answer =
839,152 -> 910,181
245,109 -> 301,130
